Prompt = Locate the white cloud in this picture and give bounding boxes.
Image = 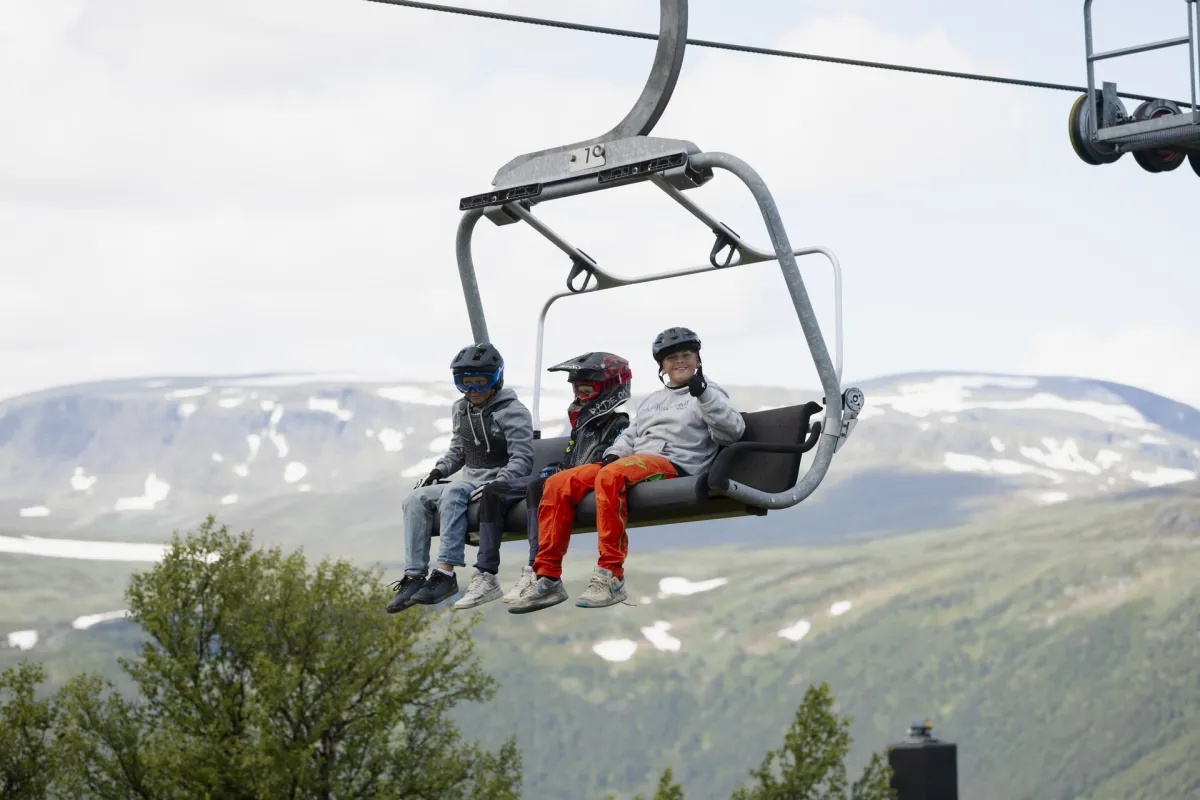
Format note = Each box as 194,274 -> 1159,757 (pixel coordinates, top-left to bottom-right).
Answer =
0,0 -> 1193,406
1018,326 -> 1200,410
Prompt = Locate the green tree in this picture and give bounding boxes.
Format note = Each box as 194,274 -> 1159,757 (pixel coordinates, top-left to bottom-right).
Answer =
4,515 -> 521,799
731,682 -> 895,800
0,661 -> 60,799
606,766 -> 686,800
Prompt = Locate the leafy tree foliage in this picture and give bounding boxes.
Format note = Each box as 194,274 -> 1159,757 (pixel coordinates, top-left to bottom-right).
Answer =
731,682 -> 895,800
1,516 -> 520,799
0,661 -> 59,799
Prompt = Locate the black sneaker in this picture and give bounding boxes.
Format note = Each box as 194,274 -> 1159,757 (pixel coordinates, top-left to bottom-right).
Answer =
411,570 -> 459,606
385,573 -> 427,613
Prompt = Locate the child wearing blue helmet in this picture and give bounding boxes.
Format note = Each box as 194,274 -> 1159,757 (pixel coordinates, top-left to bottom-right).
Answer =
386,342 -> 534,612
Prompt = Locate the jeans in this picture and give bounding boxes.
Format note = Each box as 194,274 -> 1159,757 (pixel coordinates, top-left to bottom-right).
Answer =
475,475 -> 537,575
402,480 -> 474,574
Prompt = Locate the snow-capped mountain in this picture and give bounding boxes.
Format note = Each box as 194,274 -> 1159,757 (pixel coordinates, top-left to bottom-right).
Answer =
0,371 -> 1197,549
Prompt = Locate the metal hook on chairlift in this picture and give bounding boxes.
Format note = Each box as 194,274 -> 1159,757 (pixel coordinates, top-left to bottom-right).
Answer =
566,250 -> 599,293
709,224 -> 741,268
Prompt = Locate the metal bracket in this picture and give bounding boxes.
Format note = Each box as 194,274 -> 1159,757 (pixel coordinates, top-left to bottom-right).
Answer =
566,251 -> 599,293
709,224 -> 741,268
829,386 -> 864,453
489,0 -> 688,185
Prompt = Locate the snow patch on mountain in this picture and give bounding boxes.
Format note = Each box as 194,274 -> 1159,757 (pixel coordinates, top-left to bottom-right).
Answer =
641,621 -> 682,653
658,577 -> 728,597
870,375 -> 1158,430
593,639 -> 638,662
307,396 -> 353,422
72,610 -> 131,630
0,534 -> 166,562
378,386 -> 458,406
114,474 -> 170,511
71,467 -> 97,491
1019,439 -> 1102,475
778,620 -> 811,642
167,387 -> 211,399
943,453 -> 1064,483
5,630 -> 38,650
1131,467 -> 1197,487
375,428 -> 405,452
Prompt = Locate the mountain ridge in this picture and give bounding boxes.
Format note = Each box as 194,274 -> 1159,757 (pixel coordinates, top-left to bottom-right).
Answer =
1,369 -> 1197,558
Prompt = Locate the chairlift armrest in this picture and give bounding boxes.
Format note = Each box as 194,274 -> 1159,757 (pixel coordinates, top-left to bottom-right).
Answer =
707,422 -> 822,493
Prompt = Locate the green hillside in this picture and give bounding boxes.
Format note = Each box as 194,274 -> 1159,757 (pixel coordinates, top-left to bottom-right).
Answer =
4,484 -> 1199,799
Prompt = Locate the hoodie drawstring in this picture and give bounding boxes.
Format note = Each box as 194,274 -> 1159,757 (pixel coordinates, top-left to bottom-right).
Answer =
467,403 -> 492,454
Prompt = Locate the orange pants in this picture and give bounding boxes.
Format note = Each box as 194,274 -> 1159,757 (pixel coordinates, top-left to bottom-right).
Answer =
533,454 -> 678,582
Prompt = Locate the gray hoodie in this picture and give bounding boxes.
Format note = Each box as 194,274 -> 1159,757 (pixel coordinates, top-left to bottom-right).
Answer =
603,379 -> 745,476
434,386 -> 535,486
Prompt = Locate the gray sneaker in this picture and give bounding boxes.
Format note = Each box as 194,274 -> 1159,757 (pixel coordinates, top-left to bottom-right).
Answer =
452,569 -> 503,611
507,575 -> 569,615
574,566 -> 627,609
502,566 -> 536,604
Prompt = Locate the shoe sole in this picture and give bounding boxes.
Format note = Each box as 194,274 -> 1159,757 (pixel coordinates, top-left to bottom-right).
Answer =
575,592 -> 627,608
412,586 -> 459,606
452,585 -> 503,611
507,592 -> 569,615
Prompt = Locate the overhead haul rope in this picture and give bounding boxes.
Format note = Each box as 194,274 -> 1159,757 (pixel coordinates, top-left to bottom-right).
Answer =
364,0 -> 1195,108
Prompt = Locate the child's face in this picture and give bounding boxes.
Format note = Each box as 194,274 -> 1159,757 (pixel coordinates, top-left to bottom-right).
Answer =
661,349 -> 698,386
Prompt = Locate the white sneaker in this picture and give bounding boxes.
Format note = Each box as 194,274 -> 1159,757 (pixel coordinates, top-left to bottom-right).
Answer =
502,565 -> 536,604
574,566 -> 627,608
452,569 -> 503,611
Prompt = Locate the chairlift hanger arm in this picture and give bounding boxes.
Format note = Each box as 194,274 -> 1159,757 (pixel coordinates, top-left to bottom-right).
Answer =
491,0 -> 688,183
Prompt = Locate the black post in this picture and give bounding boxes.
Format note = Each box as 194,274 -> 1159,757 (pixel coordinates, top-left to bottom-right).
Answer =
887,720 -> 958,800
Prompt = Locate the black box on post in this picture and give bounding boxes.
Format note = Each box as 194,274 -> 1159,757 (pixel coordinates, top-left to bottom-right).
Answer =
887,720 -> 958,800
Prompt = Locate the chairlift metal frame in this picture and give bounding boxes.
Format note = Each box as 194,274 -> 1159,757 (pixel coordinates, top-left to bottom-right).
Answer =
1070,0 -> 1200,175
448,0 -> 863,511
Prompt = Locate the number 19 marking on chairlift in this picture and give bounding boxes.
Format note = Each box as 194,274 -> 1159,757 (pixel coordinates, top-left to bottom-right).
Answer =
568,144 -> 607,172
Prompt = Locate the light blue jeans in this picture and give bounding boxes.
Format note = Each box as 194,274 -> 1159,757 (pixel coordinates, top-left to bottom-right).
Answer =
402,480 -> 475,574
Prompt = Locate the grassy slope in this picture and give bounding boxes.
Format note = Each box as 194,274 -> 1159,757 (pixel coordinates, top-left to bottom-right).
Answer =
3,485 -> 1199,799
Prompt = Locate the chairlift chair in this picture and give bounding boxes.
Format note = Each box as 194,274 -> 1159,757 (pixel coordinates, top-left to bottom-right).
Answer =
402,0 -> 866,543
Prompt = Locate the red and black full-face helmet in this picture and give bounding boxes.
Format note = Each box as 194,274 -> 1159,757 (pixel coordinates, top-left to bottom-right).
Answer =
548,352 -> 632,426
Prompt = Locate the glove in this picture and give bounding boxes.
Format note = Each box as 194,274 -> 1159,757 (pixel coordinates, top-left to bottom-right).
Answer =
601,453 -> 619,467
539,463 -> 562,479
413,468 -> 443,490
688,365 -> 708,398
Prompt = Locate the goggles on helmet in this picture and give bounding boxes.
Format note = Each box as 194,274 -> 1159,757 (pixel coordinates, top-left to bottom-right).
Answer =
454,367 -> 503,394
572,380 -> 601,400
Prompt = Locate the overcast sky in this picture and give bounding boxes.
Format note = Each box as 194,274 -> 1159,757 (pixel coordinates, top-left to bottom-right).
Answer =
4,0 -> 1199,408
